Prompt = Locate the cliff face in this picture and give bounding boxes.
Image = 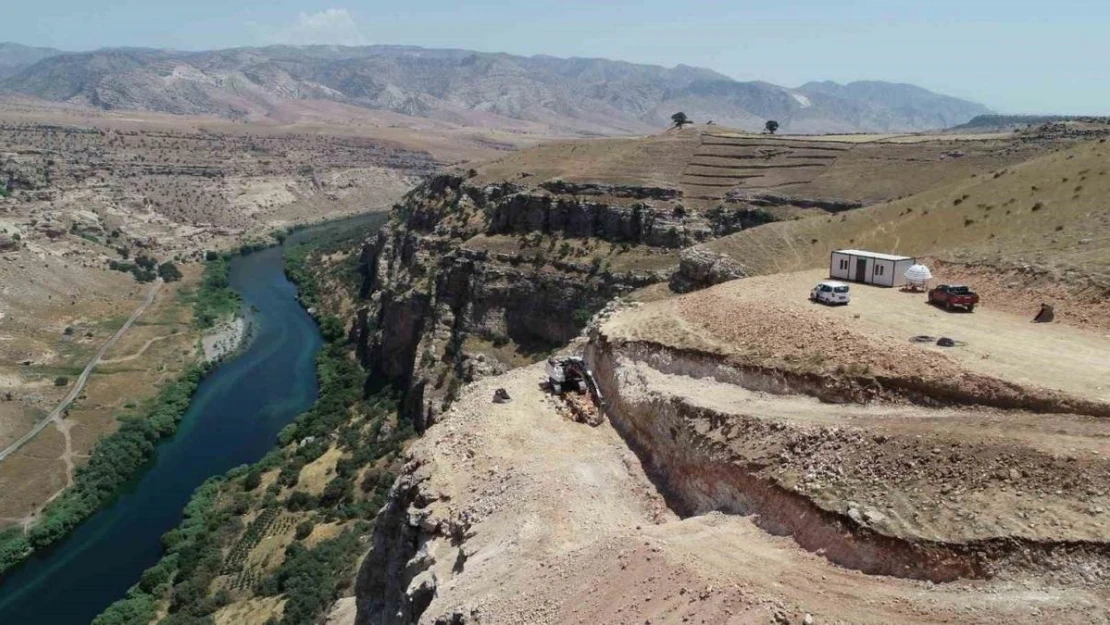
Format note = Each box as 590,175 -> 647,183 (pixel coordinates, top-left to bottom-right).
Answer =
354,172 -> 786,429
347,172 -> 893,624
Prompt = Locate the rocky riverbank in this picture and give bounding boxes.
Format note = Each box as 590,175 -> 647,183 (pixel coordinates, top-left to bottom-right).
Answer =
201,316 -> 248,362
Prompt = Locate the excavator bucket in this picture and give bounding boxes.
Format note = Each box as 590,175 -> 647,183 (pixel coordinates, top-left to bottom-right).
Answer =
1033,304 -> 1055,323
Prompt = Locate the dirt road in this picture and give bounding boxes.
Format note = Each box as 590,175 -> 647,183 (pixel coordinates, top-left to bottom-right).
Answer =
98,334 -> 173,364
0,280 -> 162,464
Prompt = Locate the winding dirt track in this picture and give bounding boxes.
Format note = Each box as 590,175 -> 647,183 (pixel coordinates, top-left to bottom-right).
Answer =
98,334 -> 173,364
0,280 -> 162,464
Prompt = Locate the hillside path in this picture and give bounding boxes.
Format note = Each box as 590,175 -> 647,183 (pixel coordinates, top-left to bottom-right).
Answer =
0,280 -> 162,464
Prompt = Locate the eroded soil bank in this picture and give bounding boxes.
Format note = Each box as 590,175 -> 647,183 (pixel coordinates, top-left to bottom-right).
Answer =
587,333 -> 1110,586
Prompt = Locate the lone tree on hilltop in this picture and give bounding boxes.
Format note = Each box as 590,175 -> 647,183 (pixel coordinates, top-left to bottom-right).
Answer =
671,112 -> 692,129
765,120 -> 780,135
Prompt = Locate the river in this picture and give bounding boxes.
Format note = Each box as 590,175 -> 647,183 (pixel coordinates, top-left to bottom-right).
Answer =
0,213 -> 383,624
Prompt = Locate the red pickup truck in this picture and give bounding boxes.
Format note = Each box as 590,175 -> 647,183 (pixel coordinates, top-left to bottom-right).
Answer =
928,284 -> 979,312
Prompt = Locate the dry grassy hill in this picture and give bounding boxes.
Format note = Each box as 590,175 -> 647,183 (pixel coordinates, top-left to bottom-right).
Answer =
701,137 -> 1110,285
473,126 -> 1074,211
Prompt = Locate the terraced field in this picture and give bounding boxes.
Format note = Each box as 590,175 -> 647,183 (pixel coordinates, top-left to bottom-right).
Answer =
680,133 -> 852,204
473,126 -> 1084,215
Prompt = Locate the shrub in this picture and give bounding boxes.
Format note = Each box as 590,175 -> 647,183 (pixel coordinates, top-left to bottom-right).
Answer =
158,261 -> 183,282
318,316 -> 346,343
286,491 -> 315,512
319,476 -> 352,508
572,307 -> 593,328
192,257 -> 241,328
294,521 -> 315,540
265,531 -> 361,625
242,469 -> 262,491
54,376 -> 69,387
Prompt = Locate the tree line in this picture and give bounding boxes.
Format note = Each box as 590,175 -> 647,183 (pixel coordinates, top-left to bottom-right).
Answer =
670,111 -> 780,134
92,228 -> 415,625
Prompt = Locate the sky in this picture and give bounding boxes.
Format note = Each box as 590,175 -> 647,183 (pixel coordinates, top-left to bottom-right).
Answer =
1,0 -> 1106,115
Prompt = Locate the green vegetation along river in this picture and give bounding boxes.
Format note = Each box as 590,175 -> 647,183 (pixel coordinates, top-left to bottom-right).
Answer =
0,217 -> 378,624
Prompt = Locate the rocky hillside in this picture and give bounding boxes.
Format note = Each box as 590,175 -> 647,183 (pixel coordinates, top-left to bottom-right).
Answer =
0,44 -> 990,134
0,119 -> 437,258
348,269 -> 1110,625
355,174 -> 694,429
0,43 -> 62,79
350,125 -> 1090,425
346,173 -> 1110,625
354,164 -> 842,428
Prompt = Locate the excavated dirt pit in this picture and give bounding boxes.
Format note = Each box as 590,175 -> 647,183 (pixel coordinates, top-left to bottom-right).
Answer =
586,334 -> 1110,587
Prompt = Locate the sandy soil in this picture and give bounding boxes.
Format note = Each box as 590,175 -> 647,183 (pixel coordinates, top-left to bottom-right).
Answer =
213,596 -> 285,625
358,363 -> 1109,625
474,126 -> 1074,212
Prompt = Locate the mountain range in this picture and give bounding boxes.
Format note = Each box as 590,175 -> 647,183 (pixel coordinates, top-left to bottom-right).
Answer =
0,42 -> 990,135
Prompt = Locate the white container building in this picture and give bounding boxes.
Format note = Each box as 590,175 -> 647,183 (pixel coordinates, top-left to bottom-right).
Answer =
829,249 -> 916,287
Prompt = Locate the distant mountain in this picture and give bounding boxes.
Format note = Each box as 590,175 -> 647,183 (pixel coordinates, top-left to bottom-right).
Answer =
0,44 -> 991,135
0,42 -> 64,79
796,81 -> 991,133
951,114 -> 1110,130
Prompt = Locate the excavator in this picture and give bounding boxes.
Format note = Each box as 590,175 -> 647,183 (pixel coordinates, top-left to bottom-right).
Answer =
545,356 -> 606,426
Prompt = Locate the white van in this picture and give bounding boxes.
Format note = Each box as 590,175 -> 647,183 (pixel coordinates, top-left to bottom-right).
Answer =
811,280 -> 851,305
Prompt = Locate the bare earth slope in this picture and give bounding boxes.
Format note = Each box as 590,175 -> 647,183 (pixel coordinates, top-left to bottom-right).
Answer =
354,359 -> 1109,625
587,270 -> 1110,578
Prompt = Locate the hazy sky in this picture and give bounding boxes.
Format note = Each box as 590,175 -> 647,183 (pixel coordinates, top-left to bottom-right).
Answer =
2,1 -> 1106,114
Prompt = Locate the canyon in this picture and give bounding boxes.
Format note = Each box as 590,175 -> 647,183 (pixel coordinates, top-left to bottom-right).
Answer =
341,123 -> 1110,624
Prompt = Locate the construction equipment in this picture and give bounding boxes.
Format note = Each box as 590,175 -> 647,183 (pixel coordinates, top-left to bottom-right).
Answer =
545,356 -> 606,425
